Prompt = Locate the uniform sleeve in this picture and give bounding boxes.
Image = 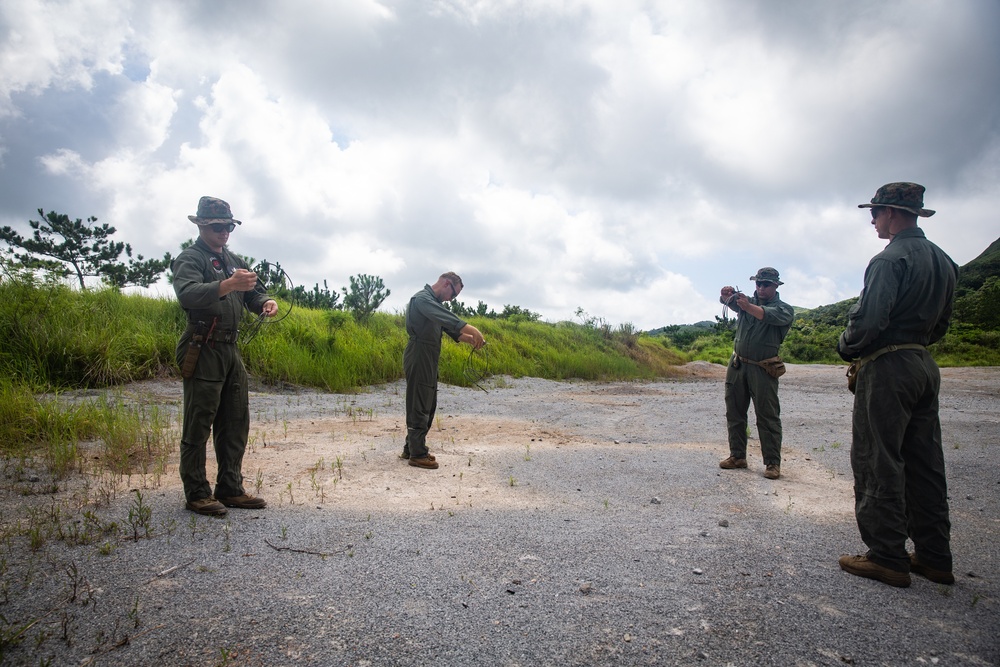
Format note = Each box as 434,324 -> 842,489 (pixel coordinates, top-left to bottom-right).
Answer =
838,258 -> 902,358
172,251 -> 221,309
414,294 -> 467,339
761,300 -> 794,327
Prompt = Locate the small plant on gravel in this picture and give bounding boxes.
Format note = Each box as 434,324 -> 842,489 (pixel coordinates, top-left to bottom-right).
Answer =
831,442 -> 842,449
279,525 -> 288,540
509,476 -> 516,487
216,646 -> 235,666
160,518 -> 177,544
255,468 -> 264,496
335,455 -> 344,480
127,489 -> 153,542
127,594 -> 142,628
222,521 -> 232,553
524,444 -> 531,461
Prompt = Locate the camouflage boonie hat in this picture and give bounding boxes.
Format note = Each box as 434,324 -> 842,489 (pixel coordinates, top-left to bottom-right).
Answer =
750,267 -> 783,286
187,196 -> 243,225
858,182 -> 935,217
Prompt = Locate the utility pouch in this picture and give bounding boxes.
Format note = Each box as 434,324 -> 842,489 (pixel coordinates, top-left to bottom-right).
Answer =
759,356 -> 786,379
846,362 -> 859,394
180,322 -> 207,379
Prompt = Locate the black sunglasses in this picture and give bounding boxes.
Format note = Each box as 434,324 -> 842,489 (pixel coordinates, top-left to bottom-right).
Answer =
756,281 -> 775,288
207,222 -> 236,233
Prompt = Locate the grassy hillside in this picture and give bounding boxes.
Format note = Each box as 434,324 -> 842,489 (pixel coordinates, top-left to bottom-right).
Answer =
0,279 -> 687,393
655,237 -> 1000,367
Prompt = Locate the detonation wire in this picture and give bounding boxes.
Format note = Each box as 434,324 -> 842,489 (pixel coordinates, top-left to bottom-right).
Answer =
240,261 -> 294,346
463,343 -> 491,393
721,285 -> 744,322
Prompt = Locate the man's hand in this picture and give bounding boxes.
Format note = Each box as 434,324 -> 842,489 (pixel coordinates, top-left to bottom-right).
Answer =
262,300 -> 278,317
461,324 -> 486,350
220,268 -> 259,296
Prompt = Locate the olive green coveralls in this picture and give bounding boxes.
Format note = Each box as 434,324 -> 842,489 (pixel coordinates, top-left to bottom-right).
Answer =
402,285 -> 466,459
724,291 -> 794,465
172,238 -> 269,503
838,227 -> 958,574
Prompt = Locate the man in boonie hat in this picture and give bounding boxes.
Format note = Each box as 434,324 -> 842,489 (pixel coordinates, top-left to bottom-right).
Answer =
837,182 -> 959,588
718,266 -> 794,480
171,196 -> 276,516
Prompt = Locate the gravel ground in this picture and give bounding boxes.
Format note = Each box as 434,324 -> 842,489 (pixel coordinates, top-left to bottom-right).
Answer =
2,363 -> 998,666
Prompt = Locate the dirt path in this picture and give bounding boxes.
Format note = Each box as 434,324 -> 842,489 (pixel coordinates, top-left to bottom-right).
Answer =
2,364 -> 997,666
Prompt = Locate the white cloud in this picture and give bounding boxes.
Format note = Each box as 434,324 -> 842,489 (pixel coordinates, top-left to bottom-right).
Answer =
2,0 -> 999,332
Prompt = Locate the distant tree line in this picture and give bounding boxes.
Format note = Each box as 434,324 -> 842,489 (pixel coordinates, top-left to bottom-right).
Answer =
0,209 -> 392,324
445,299 -> 541,322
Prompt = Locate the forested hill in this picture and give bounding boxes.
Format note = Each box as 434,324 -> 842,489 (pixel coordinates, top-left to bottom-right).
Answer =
649,236 -> 1000,365
957,235 -> 1000,293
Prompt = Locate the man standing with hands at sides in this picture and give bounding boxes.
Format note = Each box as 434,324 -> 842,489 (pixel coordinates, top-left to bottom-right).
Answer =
837,183 -> 958,588
401,272 -> 486,469
172,196 -> 277,516
718,268 -> 794,480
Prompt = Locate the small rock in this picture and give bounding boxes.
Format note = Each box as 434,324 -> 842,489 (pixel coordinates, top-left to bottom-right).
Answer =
624,633 -> 632,642
693,568 -> 704,575
579,582 -> 592,594
650,497 -> 662,505
718,519 -> 729,528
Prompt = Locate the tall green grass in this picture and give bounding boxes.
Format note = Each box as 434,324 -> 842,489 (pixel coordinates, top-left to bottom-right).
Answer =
0,278 -> 687,473
0,377 -> 175,478
0,278 -> 181,389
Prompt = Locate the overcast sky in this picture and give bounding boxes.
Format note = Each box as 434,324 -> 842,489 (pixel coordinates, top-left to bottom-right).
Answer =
1,0 -> 997,329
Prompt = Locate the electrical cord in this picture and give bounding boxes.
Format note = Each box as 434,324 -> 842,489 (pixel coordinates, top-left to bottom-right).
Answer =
463,343 -> 491,393
240,261 -> 294,345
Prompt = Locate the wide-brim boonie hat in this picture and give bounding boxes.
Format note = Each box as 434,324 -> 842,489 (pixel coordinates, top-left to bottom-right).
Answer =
750,267 -> 783,286
187,196 -> 243,225
858,182 -> 935,217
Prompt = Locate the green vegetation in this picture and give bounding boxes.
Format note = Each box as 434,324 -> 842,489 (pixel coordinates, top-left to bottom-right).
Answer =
1,233 -> 997,479
0,273 -> 682,477
0,208 -> 172,289
657,237 -> 1000,366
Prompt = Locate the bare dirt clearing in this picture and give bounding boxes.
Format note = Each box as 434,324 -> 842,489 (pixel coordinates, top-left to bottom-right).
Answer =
2,364 -> 997,666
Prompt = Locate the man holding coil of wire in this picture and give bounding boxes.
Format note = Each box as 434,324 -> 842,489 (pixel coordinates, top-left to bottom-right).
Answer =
401,272 -> 486,470
718,267 -> 794,480
172,196 -> 277,516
